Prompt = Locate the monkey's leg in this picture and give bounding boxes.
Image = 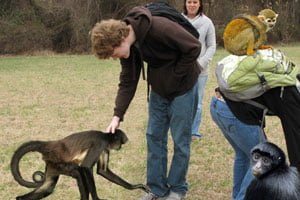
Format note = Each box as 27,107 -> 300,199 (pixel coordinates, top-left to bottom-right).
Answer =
16,166 -> 59,200
60,163 -> 89,200
72,168 -> 90,200
246,37 -> 255,56
80,149 -> 106,200
96,161 -> 150,193
80,167 -> 106,200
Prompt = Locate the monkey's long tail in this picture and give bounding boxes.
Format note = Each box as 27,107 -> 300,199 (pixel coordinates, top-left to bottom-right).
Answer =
10,141 -> 47,188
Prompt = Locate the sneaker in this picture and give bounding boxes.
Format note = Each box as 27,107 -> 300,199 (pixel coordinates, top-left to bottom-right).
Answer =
165,191 -> 184,200
138,193 -> 167,200
192,133 -> 202,141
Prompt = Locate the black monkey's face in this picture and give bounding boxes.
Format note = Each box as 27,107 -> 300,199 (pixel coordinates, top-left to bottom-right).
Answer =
251,151 -> 273,178
250,142 -> 286,179
109,129 -> 128,150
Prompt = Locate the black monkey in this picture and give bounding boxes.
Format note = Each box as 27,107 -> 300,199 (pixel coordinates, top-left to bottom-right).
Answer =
245,142 -> 300,200
11,129 -> 149,200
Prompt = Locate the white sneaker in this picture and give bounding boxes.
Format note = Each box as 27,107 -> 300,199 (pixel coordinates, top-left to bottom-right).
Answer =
165,191 -> 184,200
138,193 -> 167,200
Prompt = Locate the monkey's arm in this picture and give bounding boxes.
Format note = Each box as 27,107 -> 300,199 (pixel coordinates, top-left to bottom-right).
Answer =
96,152 -> 149,193
96,162 -> 149,192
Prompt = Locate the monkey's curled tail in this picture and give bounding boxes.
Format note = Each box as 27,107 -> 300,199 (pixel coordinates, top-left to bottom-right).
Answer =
11,141 -> 47,188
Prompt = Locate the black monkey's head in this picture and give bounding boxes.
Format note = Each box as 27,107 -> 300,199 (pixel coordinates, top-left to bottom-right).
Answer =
108,129 -> 128,150
250,142 -> 286,179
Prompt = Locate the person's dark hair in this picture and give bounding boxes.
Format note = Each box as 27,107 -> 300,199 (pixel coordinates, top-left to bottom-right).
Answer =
183,0 -> 203,16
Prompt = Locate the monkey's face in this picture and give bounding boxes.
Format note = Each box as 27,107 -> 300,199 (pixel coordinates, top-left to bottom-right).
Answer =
251,151 -> 273,178
250,142 -> 285,179
115,129 -> 128,144
109,129 -> 128,150
258,9 -> 278,32
264,15 -> 278,31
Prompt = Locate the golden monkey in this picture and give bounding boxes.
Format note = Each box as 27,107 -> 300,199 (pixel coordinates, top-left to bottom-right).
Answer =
223,9 -> 278,56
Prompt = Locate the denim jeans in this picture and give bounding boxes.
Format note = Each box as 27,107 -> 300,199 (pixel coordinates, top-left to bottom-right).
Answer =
210,96 -> 266,200
146,82 -> 198,197
192,75 -> 208,136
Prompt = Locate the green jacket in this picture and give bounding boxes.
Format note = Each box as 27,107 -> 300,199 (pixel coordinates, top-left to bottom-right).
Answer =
217,48 -> 298,101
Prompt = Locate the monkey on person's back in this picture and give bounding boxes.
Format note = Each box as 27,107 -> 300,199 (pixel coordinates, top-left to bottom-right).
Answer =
245,142 -> 300,200
223,9 -> 278,56
11,129 -> 149,200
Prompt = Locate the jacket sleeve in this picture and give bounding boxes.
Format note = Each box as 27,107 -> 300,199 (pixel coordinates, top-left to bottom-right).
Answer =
198,20 -> 216,69
113,49 -> 141,120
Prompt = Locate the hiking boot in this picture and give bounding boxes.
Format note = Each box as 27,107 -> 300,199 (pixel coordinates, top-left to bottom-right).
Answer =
165,191 -> 184,200
138,193 -> 167,200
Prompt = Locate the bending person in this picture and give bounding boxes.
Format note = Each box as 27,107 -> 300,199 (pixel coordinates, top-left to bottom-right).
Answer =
210,88 -> 266,200
90,4 -> 201,200
223,86 -> 300,172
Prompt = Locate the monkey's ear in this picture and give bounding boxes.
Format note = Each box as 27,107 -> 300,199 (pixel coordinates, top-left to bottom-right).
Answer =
258,15 -> 266,20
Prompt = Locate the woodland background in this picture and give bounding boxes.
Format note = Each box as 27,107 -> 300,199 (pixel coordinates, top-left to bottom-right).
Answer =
0,0 -> 299,54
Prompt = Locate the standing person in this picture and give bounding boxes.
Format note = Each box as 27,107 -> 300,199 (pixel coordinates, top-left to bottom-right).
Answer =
90,5 -> 201,200
210,88 -> 266,200
183,0 -> 216,140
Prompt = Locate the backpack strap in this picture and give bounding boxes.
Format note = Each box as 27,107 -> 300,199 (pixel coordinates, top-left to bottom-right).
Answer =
145,1 -> 199,39
256,72 -> 270,92
243,99 -> 273,140
133,43 -> 150,102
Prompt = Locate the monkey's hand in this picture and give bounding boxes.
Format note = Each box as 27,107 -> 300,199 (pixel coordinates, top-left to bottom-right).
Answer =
246,49 -> 255,56
132,184 -> 150,193
258,45 -> 273,50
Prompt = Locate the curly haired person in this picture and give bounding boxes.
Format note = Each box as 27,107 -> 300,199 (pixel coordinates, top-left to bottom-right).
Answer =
90,4 -> 201,200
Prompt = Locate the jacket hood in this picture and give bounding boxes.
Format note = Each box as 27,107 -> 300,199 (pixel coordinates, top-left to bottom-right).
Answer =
123,6 -> 152,45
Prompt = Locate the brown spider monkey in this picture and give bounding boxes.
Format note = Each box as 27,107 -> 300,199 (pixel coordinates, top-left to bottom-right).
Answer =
11,129 -> 149,200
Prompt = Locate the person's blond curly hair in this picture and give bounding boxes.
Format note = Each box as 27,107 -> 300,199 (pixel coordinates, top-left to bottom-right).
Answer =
90,19 -> 130,59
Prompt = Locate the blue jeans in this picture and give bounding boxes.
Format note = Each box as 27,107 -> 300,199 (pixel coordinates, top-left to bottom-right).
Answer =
210,96 -> 265,200
146,82 -> 198,197
192,75 -> 208,136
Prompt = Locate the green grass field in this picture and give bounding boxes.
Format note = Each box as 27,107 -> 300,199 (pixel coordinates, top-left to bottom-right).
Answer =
0,44 -> 299,200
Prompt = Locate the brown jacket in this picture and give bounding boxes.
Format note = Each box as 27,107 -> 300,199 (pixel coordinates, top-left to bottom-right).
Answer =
114,6 -> 201,120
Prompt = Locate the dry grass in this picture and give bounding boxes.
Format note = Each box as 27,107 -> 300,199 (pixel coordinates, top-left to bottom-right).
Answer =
0,45 -> 299,200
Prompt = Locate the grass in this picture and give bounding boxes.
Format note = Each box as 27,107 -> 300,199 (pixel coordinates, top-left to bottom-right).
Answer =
0,44 -> 299,200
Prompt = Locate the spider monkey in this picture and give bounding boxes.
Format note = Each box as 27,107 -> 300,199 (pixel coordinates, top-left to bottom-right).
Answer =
245,142 -> 300,200
11,129 -> 149,200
